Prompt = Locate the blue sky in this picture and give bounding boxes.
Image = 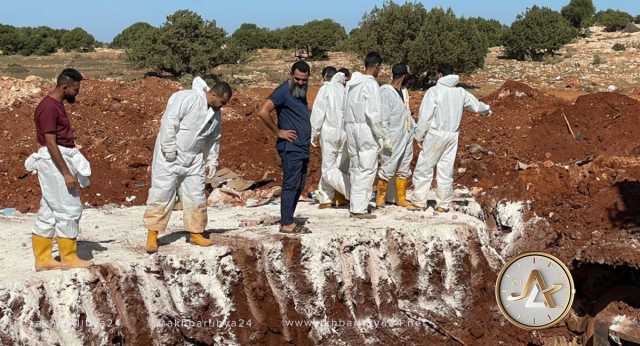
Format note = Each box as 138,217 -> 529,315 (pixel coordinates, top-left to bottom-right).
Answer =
0,1 -> 636,42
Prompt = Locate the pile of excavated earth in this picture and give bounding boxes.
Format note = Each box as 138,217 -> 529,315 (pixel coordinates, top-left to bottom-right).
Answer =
1,72 -> 640,345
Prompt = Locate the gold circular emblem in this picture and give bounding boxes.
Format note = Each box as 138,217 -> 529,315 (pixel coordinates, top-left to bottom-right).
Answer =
495,252 -> 575,330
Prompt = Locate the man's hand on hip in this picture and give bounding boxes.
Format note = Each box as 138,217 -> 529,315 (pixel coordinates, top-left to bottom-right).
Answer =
278,129 -> 298,142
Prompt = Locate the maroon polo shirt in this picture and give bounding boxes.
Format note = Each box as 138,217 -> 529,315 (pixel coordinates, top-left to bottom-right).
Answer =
34,95 -> 76,148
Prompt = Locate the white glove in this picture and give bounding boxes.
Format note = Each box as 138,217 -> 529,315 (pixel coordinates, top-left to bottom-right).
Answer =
205,162 -> 217,181
163,150 -> 177,162
383,137 -> 393,154
371,122 -> 386,142
377,137 -> 392,154
480,108 -> 492,117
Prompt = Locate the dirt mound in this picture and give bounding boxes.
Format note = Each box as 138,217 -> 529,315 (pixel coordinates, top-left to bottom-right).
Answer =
0,77 -> 181,212
529,92 -> 640,162
0,78 -> 323,212
455,80 -> 565,195
441,80 -> 640,249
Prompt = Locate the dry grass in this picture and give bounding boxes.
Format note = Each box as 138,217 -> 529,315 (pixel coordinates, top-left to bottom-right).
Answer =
0,48 -> 145,80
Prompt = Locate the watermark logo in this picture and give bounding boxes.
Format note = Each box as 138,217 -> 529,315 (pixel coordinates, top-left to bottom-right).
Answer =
495,252 -> 575,330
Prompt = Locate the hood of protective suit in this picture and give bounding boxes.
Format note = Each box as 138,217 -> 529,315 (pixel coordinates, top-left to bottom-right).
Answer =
347,72 -> 375,87
192,76 -> 211,96
437,75 -> 460,88
330,72 -> 346,85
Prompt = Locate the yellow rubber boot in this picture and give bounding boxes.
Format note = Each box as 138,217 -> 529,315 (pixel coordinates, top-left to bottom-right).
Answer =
190,233 -> 214,247
146,230 -> 159,254
375,179 -> 389,208
318,203 -> 332,209
396,178 -> 419,210
32,235 -> 63,272
334,192 -> 348,208
58,238 -> 92,269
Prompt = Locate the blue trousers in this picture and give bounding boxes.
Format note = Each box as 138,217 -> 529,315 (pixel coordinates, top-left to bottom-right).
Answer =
279,150 -> 309,226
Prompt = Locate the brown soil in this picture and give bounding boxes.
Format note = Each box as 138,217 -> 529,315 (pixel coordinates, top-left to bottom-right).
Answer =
1,78 -> 178,211
0,78 -> 323,212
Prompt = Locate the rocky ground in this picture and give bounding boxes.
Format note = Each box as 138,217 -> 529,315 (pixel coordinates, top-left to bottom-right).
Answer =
468,26 -> 640,98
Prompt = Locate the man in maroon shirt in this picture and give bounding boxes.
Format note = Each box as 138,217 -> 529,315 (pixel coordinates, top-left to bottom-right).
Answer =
26,68 -> 92,271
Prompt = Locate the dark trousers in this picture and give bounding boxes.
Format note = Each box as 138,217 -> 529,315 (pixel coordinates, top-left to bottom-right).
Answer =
279,150 -> 309,226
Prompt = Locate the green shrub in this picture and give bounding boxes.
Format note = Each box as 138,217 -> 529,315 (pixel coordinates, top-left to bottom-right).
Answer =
596,10 -> 633,32
269,25 -> 303,49
60,27 -> 96,52
0,24 -> 88,56
463,17 -> 507,48
112,22 -> 155,48
503,6 -> 578,61
561,0 -> 596,28
348,1 -> 428,65
15,26 -> 64,56
267,19 -> 346,59
347,2 -> 487,76
126,10 -> 230,76
612,43 -> 626,51
0,24 -> 19,55
230,23 -> 271,52
408,8 -> 487,74
299,19 -> 347,59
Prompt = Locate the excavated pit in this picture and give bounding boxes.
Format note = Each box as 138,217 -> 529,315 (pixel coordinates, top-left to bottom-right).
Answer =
0,193 -> 532,345
568,261 -> 640,345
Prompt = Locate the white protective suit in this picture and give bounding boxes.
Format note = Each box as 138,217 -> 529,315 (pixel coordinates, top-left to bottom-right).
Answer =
311,72 -> 350,204
379,85 -> 416,181
409,75 -> 490,208
25,146 -> 91,239
344,72 -> 389,214
143,77 -> 221,234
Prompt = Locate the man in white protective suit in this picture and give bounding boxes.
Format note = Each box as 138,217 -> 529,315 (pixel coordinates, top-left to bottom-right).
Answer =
409,64 -> 491,212
26,68 -> 92,271
311,66 -> 349,209
344,52 -> 393,219
144,77 -> 232,254
375,63 -> 418,210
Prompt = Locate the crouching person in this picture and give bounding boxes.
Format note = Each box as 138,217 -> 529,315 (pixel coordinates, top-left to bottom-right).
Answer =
144,77 -> 232,254
26,68 -> 91,271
